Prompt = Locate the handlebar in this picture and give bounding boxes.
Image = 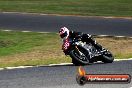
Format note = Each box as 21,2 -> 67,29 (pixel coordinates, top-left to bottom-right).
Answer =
71,37 -> 82,46
72,37 -> 82,42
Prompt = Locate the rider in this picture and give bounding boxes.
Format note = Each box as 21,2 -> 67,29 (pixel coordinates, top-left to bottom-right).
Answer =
59,27 -> 103,50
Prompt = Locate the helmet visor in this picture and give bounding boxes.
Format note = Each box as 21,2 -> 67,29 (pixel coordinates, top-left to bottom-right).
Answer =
60,32 -> 67,38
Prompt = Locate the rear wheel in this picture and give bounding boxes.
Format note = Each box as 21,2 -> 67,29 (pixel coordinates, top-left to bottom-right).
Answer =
70,47 -> 90,66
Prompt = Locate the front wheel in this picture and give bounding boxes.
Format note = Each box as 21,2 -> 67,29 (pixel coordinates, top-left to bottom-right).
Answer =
69,47 -> 90,66
102,51 -> 114,63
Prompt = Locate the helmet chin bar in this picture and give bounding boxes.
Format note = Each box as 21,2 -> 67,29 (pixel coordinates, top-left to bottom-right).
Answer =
61,32 -> 69,39
59,27 -> 70,39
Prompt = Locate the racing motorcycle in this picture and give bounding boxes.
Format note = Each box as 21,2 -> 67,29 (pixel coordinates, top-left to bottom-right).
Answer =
62,37 -> 114,65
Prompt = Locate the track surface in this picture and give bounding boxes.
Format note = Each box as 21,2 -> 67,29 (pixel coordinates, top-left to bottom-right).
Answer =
0,60 -> 132,88
0,13 -> 132,36
0,13 -> 132,88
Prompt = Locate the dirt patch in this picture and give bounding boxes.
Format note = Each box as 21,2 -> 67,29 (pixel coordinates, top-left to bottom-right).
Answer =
0,49 -> 63,62
95,37 -> 132,58
0,40 -> 15,47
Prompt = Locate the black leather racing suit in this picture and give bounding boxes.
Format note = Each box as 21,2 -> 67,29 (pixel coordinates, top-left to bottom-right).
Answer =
68,31 -> 102,50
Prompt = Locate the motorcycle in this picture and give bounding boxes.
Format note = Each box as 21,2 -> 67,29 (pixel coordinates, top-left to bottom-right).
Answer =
62,37 -> 114,65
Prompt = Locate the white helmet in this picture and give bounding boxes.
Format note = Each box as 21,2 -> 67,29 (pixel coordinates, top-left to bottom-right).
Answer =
59,27 -> 69,39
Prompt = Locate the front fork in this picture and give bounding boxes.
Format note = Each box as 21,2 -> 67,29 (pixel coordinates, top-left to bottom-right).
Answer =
75,46 -> 84,56
63,46 -> 82,56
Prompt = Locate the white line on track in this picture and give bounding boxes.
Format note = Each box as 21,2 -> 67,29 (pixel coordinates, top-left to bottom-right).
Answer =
114,58 -> 132,61
0,58 -> 131,71
114,36 -> 126,38
37,32 -> 51,33
0,68 -> 4,70
97,35 -> 110,37
2,30 -> 12,32
49,63 -> 73,66
1,29 -> 132,38
5,66 -> 34,70
21,31 -> 32,32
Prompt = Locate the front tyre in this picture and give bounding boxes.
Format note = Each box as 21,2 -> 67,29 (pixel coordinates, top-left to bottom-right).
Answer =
102,51 -> 114,63
69,48 -> 90,66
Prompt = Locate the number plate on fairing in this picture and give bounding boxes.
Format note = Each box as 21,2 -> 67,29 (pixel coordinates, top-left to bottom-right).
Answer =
62,39 -> 70,51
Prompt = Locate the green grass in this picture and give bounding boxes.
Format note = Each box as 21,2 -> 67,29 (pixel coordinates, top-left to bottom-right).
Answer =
0,30 -> 132,68
0,30 -> 71,68
0,31 -> 57,56
0,0 -> 132,16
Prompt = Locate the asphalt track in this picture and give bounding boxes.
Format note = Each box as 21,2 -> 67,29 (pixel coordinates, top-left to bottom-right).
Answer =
0,12 -> 132,36
0,13 -> 132,88
0,60 -> 132,88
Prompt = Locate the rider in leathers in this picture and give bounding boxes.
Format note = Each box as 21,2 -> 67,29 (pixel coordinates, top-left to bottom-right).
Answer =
59,27 -> 103,53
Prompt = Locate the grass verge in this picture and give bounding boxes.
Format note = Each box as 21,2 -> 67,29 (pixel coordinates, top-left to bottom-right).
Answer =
0,0 -> 132,16
0,30 -> 132,68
